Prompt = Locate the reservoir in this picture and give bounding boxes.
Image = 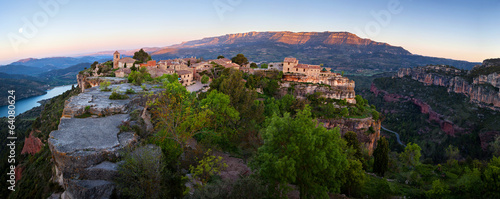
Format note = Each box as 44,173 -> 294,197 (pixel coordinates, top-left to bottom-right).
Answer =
0,84 -> 75,117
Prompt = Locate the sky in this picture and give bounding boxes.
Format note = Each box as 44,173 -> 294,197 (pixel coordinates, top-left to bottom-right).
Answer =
0,0 -> 498,65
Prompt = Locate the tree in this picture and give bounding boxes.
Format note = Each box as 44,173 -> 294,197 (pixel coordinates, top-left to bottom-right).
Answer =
445,145 -> 460,161
189,149 -> 227,185
425,180 -> 450,199
91,61 -> 98,70
131,63 -> 137,71
252,106 -> 348,198
250,63 -> 258,68
490,135 -> 500,157
124,63 -> 127,68
201,75 -> 209,84
344,131 -> 363,161
373,137 -> 389,176
150,81 -> 212,151
341,159 -> 365,197
217,55 -> 225,59
261,63 -> 268,69
199,90 -> 239,133
484,156 -> 500,198
133,48 -> 152,63
400,142 -> 422,168
340,107 -> 349,117
231,54 -> 249,66
115,145 -> 165,199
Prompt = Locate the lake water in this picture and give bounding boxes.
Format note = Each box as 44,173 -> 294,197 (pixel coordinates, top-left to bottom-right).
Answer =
0,84 -> 76,117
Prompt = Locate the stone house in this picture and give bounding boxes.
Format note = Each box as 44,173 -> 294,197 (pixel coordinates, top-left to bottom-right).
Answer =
177,70 -> 194,86
115,68 -> 131,78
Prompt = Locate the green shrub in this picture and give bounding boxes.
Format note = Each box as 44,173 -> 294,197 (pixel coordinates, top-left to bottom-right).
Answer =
109,91 -> 129,100
100,80 -> 111,91
115,145 -> 165,199
125,88 -> 136,94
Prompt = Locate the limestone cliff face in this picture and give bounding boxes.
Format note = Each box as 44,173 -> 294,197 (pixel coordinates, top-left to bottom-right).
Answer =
371,83 -> 467,136
48,80 -> 161,199
319,117 -> 381,155
172,31 -> 411,55
279,80 -> 356,103
397,65 -> 500,111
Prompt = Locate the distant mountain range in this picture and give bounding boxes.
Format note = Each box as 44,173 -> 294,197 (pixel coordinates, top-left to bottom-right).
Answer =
0,31 -> 480,77
95,31 -> 479,72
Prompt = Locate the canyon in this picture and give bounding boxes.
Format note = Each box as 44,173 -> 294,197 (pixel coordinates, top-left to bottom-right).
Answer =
396,63 -> 500,111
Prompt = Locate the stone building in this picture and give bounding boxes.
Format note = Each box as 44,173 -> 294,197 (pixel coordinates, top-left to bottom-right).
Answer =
177,70 -> 194,86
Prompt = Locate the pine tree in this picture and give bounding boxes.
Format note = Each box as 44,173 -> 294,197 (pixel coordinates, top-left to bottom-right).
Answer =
373,137 -> 389,177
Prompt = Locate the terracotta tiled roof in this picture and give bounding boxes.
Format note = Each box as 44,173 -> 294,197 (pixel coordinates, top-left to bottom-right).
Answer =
118,57 -> 136,64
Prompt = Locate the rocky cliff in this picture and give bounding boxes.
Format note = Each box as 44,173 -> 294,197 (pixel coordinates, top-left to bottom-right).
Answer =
396,63 -> 500,111
48,78 -> 161,199
319,117 -> 381,155
279,80 -> 356,103
370,83 -> 463,136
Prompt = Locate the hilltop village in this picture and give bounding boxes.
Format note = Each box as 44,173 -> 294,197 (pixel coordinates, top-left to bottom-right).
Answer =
98,50 -> 357,102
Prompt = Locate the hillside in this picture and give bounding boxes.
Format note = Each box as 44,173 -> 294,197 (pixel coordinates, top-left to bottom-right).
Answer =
146,31 -> 478,72
0,78 -> 48,106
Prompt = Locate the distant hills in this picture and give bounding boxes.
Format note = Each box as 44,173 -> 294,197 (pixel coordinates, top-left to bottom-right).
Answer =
139,31 -> 479,72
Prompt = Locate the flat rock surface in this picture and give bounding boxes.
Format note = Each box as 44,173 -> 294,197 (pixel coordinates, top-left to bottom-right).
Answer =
49,114 -> 129,154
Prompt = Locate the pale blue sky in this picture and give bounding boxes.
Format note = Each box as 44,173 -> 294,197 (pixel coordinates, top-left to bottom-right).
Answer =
0,0 -> 498,64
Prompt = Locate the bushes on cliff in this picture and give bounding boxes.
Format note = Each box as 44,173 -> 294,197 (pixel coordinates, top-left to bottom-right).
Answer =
128,68 -> 152,85
115,145 -> 166,199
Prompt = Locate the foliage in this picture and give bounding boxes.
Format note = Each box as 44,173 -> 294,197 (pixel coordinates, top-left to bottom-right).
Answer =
445,145 -> 460,161
373,137 -> 389,176
360,175 -> 393,199
217,55 -> 225,59
483,156 -> 500,198
199,90 -> 239,133
115,146 -> 165,199
188,176 -> 268,199
490,135 -> 500,157
252,106 -> 348,198
189,149 -> 228,185
201,74 -> 209,84
250,63 -> 258,68
125,88 -> 136,94
425,180 -> 450,199
128,68 -> 152,85
261,63 -> 268,69
99,80 -> 111,91
344,131 -> 363,162
157,73 -> 179,84
133,48 -> 152,63
341,158 -> 366,197
109,90 -> 129,100
400,142 -> 422,168
150,81 -> 211,151
231,54 -> 249,66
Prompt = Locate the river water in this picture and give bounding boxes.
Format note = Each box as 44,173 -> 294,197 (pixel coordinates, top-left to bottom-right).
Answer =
0,84 -> 76,117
